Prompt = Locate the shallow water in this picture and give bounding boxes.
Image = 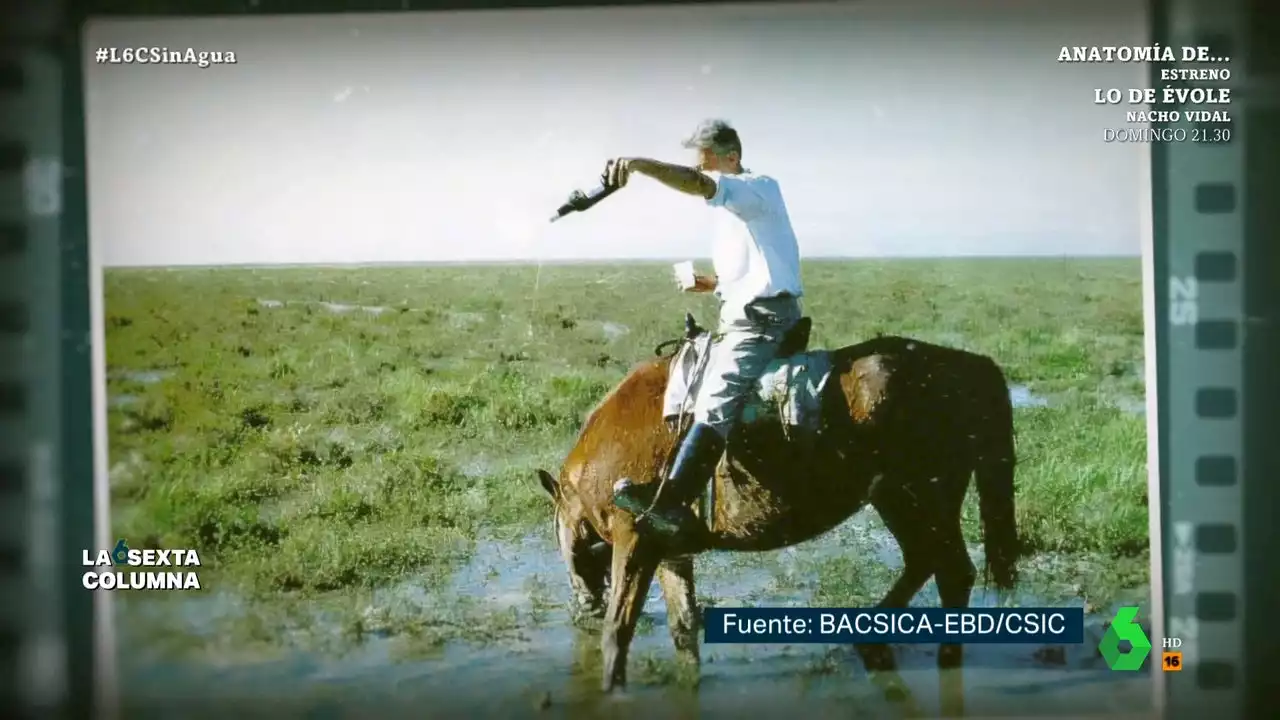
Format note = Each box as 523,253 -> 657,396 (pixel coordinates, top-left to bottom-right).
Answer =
112,369 -> 174,385
600,321 -> 631,341
118,515 -> 1153,718
446,310 -> 486,328
318,301 -> 389,315
1114,396 -> 1147,416
1008,383 -> 1145,417
1008,385 -> 1051,409
253,298 -> 390,315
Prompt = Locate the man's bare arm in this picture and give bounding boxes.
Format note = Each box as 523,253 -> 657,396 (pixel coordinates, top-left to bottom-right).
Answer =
628,158 -> 717,199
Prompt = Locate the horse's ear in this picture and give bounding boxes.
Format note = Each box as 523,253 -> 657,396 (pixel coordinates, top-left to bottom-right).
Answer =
684,312 -> 703,339
536,469 -> 558,498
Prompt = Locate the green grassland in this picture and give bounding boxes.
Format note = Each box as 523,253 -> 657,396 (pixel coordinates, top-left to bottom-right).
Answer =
104,258 -> 1150,653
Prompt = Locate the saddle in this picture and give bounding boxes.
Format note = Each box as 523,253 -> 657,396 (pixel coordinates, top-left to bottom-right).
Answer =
658,312 -> 833,531
778,316 -> 813,358
660,312 -> 834,433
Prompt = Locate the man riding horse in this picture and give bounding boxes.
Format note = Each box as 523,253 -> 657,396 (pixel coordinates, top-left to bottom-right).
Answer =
545,124 -> 1018,698
605,118 -> 805,541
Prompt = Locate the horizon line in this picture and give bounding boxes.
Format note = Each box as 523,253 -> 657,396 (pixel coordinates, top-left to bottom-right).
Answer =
102,253 -> 1142,271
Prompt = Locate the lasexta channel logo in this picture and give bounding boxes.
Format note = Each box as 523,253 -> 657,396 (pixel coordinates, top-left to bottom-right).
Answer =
82,538 -> 203,591
1099,606 -> 1151,671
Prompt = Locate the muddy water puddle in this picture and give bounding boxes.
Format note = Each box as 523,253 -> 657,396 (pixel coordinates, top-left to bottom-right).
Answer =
110,369 -> 175,385
119,515 -> 1152,718
1009,385 -> 1050,409
1008,383 -> 1144,416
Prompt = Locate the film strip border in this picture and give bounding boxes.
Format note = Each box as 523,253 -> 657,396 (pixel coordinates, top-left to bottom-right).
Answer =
4,2 -> 98,716
2,25 -> 44,719
1156,0 -> 1248,715
0,35 -> 24,711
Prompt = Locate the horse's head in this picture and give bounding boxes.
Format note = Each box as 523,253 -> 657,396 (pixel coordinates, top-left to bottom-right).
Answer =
536,467 -> 586,548
683,312 -> 705,340
536,467 -> 608,618
533,353 -> 679,620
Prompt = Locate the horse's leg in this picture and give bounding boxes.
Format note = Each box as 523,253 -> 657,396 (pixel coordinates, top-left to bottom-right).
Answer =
877,473 -> 974,717
600,523 -> 661,693
853,478 -> 937,710
862,481 -> 936,667
933,471 -> 977,717
656,555 -> 700,669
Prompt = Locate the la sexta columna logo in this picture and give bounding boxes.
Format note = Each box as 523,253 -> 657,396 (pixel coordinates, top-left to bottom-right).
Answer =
82,538 -> 203,591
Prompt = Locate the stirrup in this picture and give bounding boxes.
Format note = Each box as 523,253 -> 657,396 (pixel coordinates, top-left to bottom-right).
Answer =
639,505 -> 700,542
612,479 -> 699,540
612,479 -> 653,516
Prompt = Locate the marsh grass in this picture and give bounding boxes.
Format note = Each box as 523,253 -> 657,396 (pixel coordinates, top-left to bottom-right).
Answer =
105,258 -> 1149,644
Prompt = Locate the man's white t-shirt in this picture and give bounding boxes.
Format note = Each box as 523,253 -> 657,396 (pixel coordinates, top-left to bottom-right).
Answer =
704,170 -> 803,322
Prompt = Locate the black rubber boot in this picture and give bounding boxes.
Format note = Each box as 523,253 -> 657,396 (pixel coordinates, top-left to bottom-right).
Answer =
613,423 -> 726,539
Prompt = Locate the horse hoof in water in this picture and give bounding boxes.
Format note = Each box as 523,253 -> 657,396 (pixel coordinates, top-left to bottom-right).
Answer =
570,600 -> 606,629
602,686 -> 633,701
884,684 -> 910,703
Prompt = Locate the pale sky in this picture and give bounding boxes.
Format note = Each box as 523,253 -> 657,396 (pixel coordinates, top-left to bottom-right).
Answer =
84,0 -> 1148,267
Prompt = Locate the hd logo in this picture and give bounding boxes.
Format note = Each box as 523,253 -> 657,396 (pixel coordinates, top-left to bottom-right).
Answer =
81,538 -> 203,591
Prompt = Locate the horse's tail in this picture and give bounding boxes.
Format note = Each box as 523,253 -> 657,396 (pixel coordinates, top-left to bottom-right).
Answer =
973,355 -> 1020,591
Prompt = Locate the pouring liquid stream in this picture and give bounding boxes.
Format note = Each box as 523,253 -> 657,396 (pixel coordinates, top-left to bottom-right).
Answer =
531,182 -> 618,338
528,260 -> 542,339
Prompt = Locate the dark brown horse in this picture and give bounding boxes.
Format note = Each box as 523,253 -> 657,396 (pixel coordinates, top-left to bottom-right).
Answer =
535,324 -> 1020,708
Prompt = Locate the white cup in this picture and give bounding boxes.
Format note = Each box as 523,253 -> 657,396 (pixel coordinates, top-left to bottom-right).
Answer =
672,261 -> 696,290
